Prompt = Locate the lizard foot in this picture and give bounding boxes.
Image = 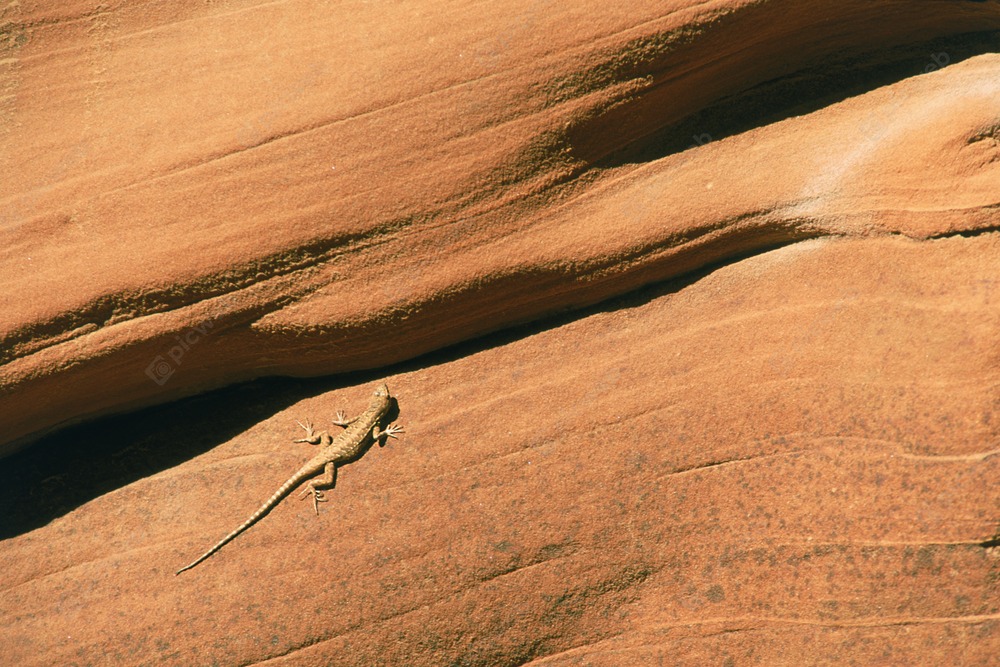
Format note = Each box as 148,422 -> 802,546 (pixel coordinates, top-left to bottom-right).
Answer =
299,487 -> 327,515
382,423 -> 405,440
295,419 -> 328,445
294,419 -> 315,441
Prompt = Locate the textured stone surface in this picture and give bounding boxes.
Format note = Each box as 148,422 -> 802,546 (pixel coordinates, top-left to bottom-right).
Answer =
2,0 -> 999,454
1,0 -> 999,665
3,234 -> 999,666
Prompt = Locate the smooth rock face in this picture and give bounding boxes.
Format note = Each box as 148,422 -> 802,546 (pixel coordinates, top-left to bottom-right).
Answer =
1,1 -> 998,665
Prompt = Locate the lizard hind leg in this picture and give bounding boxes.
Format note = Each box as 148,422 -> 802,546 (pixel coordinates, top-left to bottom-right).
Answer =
299,461 -> 337,514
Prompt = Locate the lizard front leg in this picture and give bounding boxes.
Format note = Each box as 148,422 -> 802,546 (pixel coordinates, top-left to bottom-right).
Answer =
331,410 -> 360,428
294,419 -> 332,446
372,423 -> 405,444
299,461 -> 336,514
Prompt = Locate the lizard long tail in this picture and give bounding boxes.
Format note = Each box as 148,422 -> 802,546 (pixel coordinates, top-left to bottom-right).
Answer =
175,469 -> 313,575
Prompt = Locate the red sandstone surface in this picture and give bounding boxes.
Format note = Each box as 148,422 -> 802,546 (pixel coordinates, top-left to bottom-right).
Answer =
1,1 -> 998,665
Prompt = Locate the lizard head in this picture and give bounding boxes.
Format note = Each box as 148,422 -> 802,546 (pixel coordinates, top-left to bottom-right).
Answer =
369,383 -> 392,412
372,383 -> 390,400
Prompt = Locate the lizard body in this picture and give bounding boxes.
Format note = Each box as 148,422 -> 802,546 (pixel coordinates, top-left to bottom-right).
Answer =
175,383 -> 402,575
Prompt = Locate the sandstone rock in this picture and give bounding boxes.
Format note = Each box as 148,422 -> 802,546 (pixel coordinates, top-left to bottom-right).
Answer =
1,1 -> 998,665
2,0 -> 998,455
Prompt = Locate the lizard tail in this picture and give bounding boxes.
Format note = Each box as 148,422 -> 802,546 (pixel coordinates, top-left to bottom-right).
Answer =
175,473 -> 308,575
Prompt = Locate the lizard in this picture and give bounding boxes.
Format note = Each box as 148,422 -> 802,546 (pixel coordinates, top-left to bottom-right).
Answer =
175,382 -> 403,575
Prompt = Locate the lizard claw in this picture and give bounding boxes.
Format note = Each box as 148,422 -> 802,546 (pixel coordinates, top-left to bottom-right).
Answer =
332,411 -> 350,427
294,419 -> 316,443
382,423 -> 404,440
299,488 -> 327,515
